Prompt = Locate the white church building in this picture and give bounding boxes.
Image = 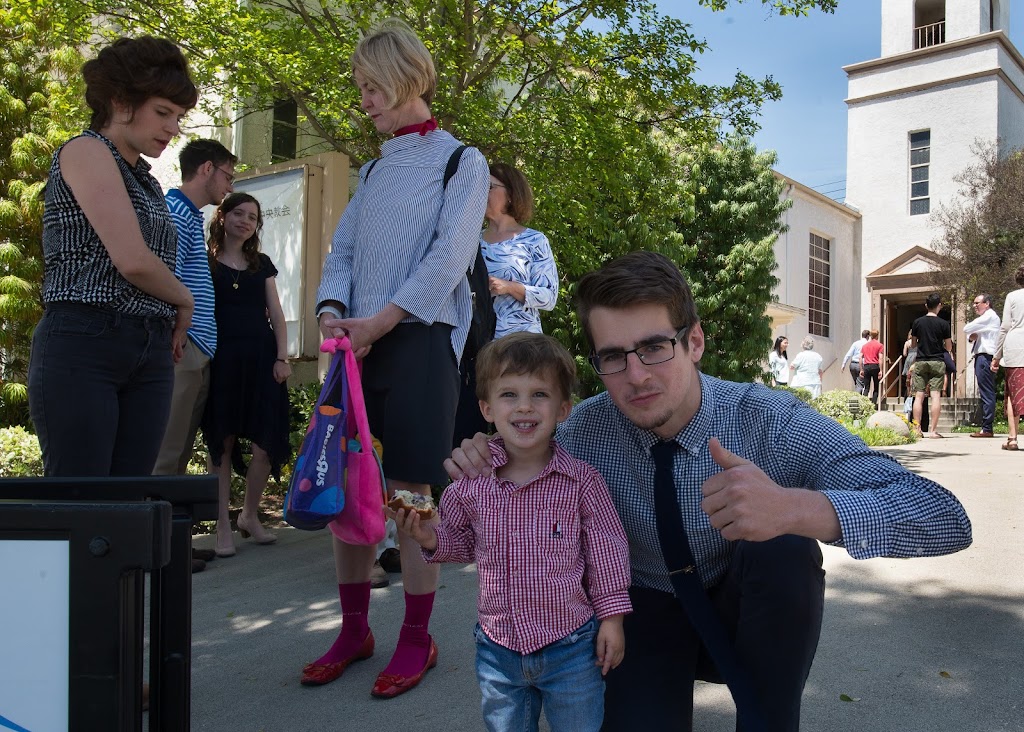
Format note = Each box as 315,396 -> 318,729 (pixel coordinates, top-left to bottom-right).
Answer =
771,0 -> 1024,402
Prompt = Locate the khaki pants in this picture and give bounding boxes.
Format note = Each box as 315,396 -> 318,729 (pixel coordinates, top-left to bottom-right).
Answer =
153,337 -> 211,475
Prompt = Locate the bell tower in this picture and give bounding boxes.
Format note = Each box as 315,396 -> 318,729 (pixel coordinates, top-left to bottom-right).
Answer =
846,0 -> 1024,377
882,0 -> 1009,57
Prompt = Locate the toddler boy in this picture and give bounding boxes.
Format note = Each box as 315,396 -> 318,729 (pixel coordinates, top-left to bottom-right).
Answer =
392,332 -> 631,732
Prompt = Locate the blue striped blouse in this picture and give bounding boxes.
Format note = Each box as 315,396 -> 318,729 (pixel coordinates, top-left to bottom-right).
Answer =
481,228 -> 558,338
317,130 -> 489,362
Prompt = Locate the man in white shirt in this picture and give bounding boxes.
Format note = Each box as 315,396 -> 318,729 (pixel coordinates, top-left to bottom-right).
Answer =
840,330 -> 869,393
964,293 -> 1001,437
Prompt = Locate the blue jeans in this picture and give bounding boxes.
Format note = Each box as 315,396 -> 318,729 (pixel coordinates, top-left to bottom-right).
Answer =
28,303 -> 174,476
475,617 -> 604,732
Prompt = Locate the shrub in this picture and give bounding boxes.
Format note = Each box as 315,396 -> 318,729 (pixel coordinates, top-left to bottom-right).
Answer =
0,426 -> 43,476
812,390 -> 875,422
774,385 -> 813,403
844,424 -> 915,447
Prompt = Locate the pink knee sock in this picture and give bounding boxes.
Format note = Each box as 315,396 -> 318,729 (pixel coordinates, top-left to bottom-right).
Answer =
314,582 -> 371,665
381,591 -> 435,676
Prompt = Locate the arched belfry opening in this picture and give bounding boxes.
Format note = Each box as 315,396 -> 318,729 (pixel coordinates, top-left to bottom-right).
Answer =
915,0 -> 947,47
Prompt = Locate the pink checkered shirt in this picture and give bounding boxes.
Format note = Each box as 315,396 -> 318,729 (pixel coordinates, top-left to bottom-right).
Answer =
425,439 -> 632,654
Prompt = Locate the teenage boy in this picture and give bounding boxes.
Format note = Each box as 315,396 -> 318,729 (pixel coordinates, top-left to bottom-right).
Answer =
153,139 -> 236,572
911,293 -> 954,438
448,252 -> 972,731
393,332 -> 632,732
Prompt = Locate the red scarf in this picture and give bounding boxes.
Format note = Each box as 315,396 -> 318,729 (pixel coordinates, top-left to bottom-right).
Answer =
393,116 -> 438,137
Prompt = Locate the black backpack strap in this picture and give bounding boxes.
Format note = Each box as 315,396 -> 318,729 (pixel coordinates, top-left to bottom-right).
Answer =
443,145 -> 468,189
363,158 -> 379,181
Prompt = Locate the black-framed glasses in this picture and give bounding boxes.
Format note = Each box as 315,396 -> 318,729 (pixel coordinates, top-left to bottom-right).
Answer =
215,166 -> 235,185
589,326 -> 690,375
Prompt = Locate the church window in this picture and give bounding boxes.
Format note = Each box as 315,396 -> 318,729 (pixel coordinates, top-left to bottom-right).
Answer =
914,0 -> 946,48
272,98 -> 298,163
910,130 -> 930,215
808,233 -> 831,338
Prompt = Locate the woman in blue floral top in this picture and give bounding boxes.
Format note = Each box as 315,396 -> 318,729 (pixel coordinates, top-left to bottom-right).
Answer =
481,163 -> 558,337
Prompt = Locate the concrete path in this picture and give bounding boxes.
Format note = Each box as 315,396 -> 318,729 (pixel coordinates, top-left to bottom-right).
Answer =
185,433 -> 1024,731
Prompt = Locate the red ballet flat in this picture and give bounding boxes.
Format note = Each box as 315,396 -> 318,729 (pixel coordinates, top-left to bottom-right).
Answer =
300,630 -> 375,686
370,637 -> 438,699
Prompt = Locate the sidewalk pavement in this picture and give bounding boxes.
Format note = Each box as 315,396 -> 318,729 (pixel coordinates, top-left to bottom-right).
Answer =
184,434 -> 1024,732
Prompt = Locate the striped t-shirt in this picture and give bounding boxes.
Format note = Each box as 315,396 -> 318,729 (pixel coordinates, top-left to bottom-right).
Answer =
165,189 -> 216,357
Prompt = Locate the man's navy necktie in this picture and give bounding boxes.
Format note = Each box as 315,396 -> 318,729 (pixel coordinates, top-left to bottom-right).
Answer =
650,440 -> 766,732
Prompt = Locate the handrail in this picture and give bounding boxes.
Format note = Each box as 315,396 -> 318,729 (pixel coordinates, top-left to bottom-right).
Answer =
879,354 -> 904,409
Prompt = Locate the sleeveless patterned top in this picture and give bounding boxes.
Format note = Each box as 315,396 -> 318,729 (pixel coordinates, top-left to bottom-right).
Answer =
41,129 -> 177,318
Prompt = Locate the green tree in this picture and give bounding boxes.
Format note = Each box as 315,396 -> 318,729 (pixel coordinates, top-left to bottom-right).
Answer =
0,2 -> 87,427
48,0 -> 833,392
932,143 -> 1024,315
675,136 -> 785,384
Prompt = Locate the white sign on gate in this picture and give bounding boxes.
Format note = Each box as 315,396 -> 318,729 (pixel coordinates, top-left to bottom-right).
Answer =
0,539 -> 70,732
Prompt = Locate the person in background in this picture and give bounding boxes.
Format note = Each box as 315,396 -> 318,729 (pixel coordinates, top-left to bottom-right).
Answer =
840,329 -> 869,393
911,293 -> 953,439
452,162 -> 559,448
394,332 -> 631,732
965,293 -> 1000,438
992,266 -> 1024,451
901,329 -> 917,398
29,36 -> 197,477
306,19 -> 489,698
789,336 -> 824,399
859,330 -> 884,406
153,138 -> 237,574
769,336 -> 789,387
202,193 -> 291,557
481,163 -> 558,338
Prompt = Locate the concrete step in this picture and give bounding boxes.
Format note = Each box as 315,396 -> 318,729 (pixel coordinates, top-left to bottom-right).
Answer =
879,397 -> 978,431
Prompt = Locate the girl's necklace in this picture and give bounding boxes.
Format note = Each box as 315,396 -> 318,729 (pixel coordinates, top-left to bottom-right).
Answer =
219,256 -> 246,289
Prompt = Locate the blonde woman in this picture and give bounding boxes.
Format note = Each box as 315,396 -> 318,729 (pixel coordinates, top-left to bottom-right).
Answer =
307,20 -> 489,697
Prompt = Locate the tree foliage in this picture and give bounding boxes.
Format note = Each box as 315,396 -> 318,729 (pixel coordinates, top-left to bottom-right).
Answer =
676,136 -> 786,384
0,2 -> 88,427
932,143 -> 1024,316
33,0 -> 832,397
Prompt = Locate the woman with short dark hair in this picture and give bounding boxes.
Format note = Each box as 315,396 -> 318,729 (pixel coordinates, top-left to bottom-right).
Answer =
28,36 -> 197,476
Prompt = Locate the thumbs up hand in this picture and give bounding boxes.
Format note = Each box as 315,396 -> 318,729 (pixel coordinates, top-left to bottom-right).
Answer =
701,437 -> 790,542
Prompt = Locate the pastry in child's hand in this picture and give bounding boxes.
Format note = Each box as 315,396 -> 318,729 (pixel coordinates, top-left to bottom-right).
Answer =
388,490 -> 436,520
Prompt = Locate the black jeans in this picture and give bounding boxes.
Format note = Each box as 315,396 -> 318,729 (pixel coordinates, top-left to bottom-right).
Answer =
602,536 -> 825,732
862,363 -> 881,402
28,303 -> 174,476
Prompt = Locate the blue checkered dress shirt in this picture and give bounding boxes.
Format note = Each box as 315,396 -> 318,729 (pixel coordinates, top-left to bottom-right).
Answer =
557,374 -> 973,592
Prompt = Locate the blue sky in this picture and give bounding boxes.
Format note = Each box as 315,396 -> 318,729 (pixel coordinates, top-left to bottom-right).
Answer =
655,0 -> 1024,198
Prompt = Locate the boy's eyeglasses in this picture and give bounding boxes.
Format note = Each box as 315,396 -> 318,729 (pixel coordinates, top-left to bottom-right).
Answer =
589,327 -> 690,375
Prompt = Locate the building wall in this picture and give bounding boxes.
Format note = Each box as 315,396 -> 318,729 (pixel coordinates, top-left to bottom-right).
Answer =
847,75 -> 1001,327
882,0 -> 1008,57
772,181 -> 862,393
